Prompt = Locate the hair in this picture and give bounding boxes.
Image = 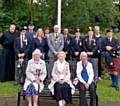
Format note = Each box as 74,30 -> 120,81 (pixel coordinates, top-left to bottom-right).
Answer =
36,28 -> 44,38
32,49 -> 42,56
57,51 -> 66,58
80,51 -> 87,59
54,25 -> 59,29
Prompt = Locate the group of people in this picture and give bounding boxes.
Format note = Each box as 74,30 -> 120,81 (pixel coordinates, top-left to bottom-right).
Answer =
24,49 -> 96,106
0,23 -> 119,106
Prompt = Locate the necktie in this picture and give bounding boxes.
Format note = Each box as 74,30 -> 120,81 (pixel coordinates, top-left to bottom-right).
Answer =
55,33 -> 58,38
20,36 -> 23,48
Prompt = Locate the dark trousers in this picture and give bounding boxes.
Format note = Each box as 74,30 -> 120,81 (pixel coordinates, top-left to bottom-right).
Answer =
77,82 -> 96,106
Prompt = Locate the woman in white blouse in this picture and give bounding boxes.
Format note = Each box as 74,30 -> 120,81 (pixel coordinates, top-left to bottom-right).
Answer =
23,49 -> 47,106
76,51 -> 96,106
48,51 -> 75,106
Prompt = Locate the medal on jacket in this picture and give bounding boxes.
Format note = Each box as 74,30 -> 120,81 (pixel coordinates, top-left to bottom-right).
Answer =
79,42 -> 82,46
67,40 -> 70,44
93,39 -> 96,46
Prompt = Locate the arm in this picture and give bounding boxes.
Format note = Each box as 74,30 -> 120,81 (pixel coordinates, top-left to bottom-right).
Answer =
39,61 -> 47,81
26,61 -> 36,82
58,34 -> 64,51
51,62 -> 60,81
87,63 -> 94,84
14,39 -> 20,56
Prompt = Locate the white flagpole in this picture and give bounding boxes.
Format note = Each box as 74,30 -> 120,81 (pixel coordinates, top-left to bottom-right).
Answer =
57,0 -> 61,33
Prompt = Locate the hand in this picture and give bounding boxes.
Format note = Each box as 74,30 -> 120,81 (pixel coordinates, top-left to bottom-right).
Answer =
85,83 -> 89,90
18,53 -> 22,58
35,79 -> 41,85
106,46 -> 112,51
58,80 -> 65,84
21,53 -> 25,57
87,52 -> 93,56
65,52 -> 68,55
54,51 -> 58,55
74,52 -> 79,56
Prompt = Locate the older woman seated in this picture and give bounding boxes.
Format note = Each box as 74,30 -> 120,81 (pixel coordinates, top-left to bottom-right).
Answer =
48,51 -> 75,106
76,51 -> 96,106
23,49 -> 47,106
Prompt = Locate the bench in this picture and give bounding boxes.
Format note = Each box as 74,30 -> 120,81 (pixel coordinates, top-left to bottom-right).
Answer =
17,59 -> 98,106
17,82 -> 98,106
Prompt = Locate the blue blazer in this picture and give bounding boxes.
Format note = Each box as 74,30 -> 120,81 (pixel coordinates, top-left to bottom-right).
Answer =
31,37 -> 46,54
14,36 -> 30,58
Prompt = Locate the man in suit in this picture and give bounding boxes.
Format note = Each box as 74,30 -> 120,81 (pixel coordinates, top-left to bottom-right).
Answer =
47,25 -> 64,79
63,28 -> 72,60
83,28 -> 99,83
14,26 -> 30,85
94,26 -> 104,80
71,31 -> 83,60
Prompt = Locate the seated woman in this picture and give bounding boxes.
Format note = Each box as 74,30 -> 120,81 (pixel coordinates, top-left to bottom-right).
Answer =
76,51 -> 96,106
23,49 -> 47,106
48,51 -> 75,106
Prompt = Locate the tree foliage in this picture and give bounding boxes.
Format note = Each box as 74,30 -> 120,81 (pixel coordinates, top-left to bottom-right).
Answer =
0,0 -> 119,32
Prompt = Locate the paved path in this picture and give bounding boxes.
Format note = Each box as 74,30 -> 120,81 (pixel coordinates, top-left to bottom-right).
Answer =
0,97 -> 120,106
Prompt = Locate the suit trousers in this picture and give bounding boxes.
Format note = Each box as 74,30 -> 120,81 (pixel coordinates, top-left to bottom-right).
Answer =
77,82 -> 96,106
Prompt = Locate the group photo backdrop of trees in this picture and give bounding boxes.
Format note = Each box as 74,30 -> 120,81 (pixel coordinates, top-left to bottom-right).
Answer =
0,0 -> 120,33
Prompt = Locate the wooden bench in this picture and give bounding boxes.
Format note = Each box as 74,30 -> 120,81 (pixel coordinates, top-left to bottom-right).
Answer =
17,83 -> 98,106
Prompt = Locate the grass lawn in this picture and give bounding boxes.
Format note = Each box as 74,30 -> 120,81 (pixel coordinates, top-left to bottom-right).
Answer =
0,80 -> 120,103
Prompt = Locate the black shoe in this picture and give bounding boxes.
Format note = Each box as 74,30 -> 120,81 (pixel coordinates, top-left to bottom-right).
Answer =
108,84 -> 115,88
115,87 -> 119,91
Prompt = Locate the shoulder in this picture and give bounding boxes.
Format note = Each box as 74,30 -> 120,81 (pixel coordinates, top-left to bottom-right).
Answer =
39,59 -> 46,64
77,61 -> 82,65
27,59 -> 34,65
87,61 -> 93,67
65,61 -> 69,66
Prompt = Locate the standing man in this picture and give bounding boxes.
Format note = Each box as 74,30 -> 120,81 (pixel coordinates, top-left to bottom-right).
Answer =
71,31 -> 83,60
104,29 -> 119,91
44,26 -> 50,60
26,23 -> 36,42
63,28 -> 72,60
83,28 -> 99,83
47,25 -> 64,79
14,26 -> 30,85
0,24 -> 19,81
94,26 -> 104,80
26,23 -> 36,59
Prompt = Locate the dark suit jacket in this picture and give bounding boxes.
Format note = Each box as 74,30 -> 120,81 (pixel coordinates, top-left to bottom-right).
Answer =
31,37 -> 46,54
83,35 -> 98,58
14,36 -> 30,58
63,35 -> 72,56
71,36 -> 83,58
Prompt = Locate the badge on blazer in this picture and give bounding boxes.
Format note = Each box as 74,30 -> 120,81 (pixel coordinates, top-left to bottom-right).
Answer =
93,39 -> 96,46
67,40 -> 70,44
23,38 -> 28,46
79,42 -> 82,46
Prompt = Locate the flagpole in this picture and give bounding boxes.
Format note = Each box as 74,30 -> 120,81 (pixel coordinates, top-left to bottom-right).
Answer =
57,0 -> 61,33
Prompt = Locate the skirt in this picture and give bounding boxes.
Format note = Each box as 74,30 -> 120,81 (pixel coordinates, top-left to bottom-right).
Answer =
24,84 -> 39,96
54,82 -> 72,104
106,58 -> 120,73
